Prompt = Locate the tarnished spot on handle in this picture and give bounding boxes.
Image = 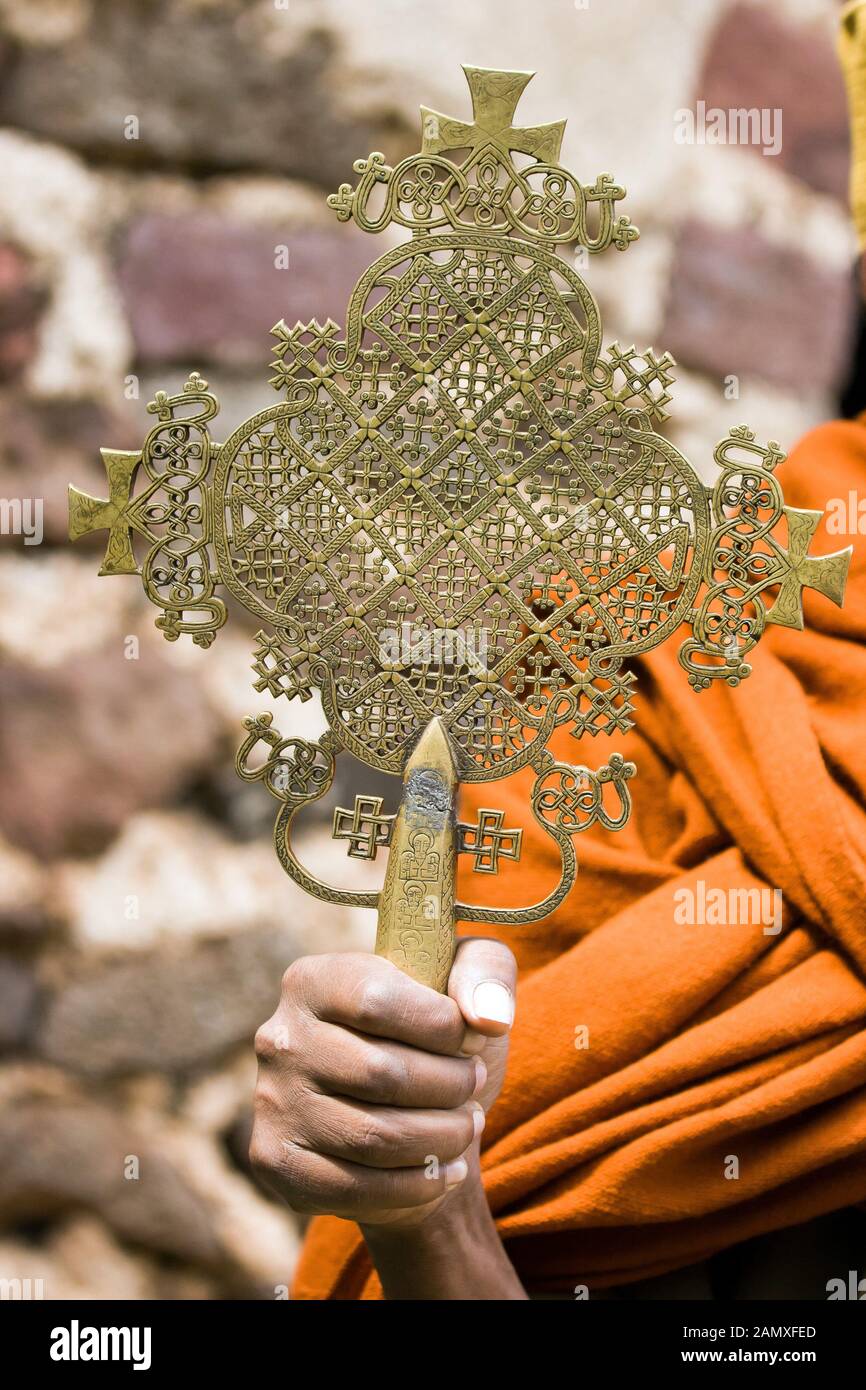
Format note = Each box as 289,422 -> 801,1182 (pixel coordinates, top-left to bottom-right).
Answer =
375,718 -> 457,992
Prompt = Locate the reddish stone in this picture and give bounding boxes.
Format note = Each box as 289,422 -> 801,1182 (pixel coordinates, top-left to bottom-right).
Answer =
695,3 -> 850,200
0,243 -> 48,381
0,643 -> 221,857
0,392 -> 141,547
117,215 -> 378,367
661,220 -> 856,395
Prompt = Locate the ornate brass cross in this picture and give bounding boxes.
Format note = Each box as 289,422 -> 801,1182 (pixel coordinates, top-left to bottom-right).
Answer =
69,67 -> 850,990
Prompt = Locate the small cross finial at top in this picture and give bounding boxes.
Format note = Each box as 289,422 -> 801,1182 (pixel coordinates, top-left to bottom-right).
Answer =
420,66 -> 566,164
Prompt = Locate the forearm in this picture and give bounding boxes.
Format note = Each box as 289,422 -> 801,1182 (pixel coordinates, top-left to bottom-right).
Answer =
361,1168 -> 527,1301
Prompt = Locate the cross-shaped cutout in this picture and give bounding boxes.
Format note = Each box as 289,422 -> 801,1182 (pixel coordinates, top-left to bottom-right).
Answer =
332,794 -> 395,860
458,808 -> 523,873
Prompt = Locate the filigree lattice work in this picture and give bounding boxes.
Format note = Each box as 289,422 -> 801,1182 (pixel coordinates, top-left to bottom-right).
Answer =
70,65 -> 850,936
225,279 -> 709,775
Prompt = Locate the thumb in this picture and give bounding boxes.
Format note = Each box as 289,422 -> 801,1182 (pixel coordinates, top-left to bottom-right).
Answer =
448,936 -> 516,1038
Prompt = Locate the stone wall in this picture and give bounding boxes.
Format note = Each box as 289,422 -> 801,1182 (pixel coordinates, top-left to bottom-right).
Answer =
0,0 -> 858,1298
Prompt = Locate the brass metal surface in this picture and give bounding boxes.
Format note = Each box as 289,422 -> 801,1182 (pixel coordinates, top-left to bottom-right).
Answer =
376,717 -> 457,990
70,67 -> 850,986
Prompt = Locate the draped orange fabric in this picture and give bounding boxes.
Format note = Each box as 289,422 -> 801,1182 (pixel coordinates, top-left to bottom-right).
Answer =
293,419 -> 866,1299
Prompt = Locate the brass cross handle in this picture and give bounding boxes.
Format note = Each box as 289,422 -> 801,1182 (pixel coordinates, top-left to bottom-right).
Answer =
375,718 -> 458,990
328,719 -> 633,989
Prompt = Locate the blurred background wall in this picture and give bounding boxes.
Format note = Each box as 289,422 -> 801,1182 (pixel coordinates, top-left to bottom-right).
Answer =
0,0 -> 859,1298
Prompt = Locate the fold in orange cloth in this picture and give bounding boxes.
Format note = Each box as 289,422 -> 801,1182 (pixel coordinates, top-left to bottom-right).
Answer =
293,420 -> 866,1298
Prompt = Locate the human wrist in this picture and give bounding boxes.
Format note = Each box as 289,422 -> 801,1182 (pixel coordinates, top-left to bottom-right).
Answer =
360,1162 -> 526,1299
360,1161 -> 489,1251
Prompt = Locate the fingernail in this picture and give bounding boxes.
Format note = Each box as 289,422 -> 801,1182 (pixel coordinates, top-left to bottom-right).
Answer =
473,981 -> 514,1026
471,1102 -> 486,1137
445,1156 -> 468,1187
472,1056 -> 487,1095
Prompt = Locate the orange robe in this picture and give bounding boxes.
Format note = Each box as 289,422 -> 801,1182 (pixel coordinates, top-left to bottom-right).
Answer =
293,419 -> 866,1298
